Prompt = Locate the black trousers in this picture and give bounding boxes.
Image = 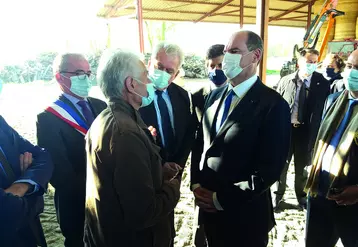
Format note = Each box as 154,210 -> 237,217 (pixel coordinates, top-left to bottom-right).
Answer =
306,196 -> 358,247
55,190 -> 85,247
203,221 -> 268,247
274,125 -> 309,201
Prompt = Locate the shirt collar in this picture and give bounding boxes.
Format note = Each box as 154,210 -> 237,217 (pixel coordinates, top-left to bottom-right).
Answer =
228,75 -> 257,99
63,93 -> 86,105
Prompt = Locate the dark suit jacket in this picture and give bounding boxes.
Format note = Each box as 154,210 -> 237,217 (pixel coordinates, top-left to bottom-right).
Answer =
191,79 -> 291,234
192,83 -> 212,122
36,95 -> 106,193
276,71 -> 330,152
139,83 -> 197,168
0,116 -> 53,246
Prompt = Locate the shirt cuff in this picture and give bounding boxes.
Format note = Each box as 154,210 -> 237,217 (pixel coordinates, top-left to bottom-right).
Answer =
191,183 -> 201,191
13,179 -> 39,195
213,192 -> 224,211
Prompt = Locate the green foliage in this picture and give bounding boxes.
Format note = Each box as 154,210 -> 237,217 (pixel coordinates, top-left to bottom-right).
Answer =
182,54 -> 206,79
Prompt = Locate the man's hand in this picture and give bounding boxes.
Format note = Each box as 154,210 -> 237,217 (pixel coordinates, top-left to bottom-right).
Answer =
5,183 -> 30,197
194,187 -> 217,213
20,152 -> 33,174
328,186 -> 358,206
163,162 -> 182,181
148,126 -> 157,137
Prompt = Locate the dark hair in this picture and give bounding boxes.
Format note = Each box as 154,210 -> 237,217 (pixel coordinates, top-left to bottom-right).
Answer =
246,31 -> 263,55
206,44 -> 225,59
332,54 -> 346,72
300,49 -> 320,57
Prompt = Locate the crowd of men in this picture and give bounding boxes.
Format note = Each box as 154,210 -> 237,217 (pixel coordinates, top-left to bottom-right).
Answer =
0,29 -> 358,247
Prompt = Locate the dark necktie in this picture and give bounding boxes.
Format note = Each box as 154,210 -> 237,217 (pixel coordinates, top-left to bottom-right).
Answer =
155,90 -> 174,150
220,90 -> 235,127
297,79 -> 308,123
77,100 -> 95,126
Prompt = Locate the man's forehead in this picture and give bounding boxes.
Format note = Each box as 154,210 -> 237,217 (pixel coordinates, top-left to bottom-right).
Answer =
155,50 -> 180,69
348,51 -> 358,65
66,57 -> 89,70
226,32 -> 248,50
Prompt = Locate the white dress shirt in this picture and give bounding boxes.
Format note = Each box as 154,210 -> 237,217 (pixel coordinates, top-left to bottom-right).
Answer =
63,93 -> 89,119
291,73 -> 312,124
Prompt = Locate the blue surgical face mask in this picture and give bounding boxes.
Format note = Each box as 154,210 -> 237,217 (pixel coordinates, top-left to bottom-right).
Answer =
305,63 -> 317,75
62,74 -> 92,98
149,69 -> 171,89
208,69 -> 227,86
326,67 -> 337,78
344,68 -> 358,92
222,52 -> 252,79
133,79 -> 155,107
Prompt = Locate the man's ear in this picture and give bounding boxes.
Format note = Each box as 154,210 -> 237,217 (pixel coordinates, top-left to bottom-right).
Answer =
55,73 -> 63,83
253,49 -> 262,64
124,76 -> 135,93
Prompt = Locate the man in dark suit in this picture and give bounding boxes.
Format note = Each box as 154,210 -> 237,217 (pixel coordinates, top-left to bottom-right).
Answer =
36,53 -> 107,247
274,49 -> 330,209
192,44 -> 228,121
191,31 -> 291,247
139,42 -> 197,247
305,48 -> 358,247
0,115 -> 53,247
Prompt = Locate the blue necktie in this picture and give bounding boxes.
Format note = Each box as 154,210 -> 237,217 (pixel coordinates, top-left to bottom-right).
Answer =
156,90 -> 174,150
319,99 -> 358,194
220,90 -> 235,127
77,100 -> 94,126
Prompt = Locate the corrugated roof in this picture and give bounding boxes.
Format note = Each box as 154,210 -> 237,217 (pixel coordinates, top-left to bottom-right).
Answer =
97,0 -> 313,28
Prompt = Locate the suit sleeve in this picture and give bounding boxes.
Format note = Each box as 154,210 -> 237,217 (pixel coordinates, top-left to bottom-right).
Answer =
275,77 -> 285,94
175,93 -> 199,168
0,116 -> 53,193
216,98 -> 291,210
36,113 -> 76,191
113,131 -> 180,230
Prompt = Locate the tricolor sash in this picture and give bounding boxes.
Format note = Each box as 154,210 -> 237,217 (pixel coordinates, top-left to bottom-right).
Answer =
46,100 -> 88,136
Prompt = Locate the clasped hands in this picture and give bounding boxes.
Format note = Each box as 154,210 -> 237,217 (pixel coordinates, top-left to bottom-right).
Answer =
193,187 -> 217,213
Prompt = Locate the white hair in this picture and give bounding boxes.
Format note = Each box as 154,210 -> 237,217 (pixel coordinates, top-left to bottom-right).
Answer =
151,42 -> 184,68
97,49 -> 143,99
52,53 -> 86,74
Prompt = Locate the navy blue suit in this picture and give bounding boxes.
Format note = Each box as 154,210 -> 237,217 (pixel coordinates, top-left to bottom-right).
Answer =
0,115 -> 53,246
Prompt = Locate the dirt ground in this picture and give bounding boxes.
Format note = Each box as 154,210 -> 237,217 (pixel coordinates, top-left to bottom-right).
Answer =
0,79 -> 343,247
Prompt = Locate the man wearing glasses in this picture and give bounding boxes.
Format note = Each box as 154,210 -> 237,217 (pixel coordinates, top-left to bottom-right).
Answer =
36,53 -> 107,247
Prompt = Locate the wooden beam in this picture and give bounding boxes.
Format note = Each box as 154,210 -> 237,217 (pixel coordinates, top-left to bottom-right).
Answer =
269,1 -> 312,22
273,18 -> 307,22
105,0 -> 131,18
136,0 -> 144,53
240,0 -> 244,28
306,1 -> 312,30
256,0 -> 269,83
194,0 -> 235,23
210,9 -> 239,16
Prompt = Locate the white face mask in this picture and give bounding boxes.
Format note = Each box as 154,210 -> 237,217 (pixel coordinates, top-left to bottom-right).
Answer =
222,52 -> 252,79
148,69 -> 171,89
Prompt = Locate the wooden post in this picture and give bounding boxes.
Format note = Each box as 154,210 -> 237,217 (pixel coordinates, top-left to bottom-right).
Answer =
136,0 -> 145,53
256,0 -> 269,83
240,0 -> 244,28
306,1 -> 312,30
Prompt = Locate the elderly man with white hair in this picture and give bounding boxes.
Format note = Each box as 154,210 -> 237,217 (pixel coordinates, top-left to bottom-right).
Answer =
84,49 -> 181,247
139,42 -> 197,247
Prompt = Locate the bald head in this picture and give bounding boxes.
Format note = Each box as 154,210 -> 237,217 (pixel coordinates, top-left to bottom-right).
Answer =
346,49 -> 358,71
226,31 -> 263,61
53,53 -> 88,74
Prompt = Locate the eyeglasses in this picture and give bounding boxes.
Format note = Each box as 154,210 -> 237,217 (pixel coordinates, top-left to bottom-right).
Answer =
60,70 -> 95,80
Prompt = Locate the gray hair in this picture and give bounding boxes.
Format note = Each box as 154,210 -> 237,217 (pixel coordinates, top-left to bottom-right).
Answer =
151,42 -> 184,68
97,49 -> 143,99
52,53 -> 86,74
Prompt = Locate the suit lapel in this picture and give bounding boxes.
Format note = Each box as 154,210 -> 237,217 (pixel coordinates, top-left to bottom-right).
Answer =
139,102 -> 163,147
203,86 -> 228,142
214,80 -> 262,142
167,84 -> 184,152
